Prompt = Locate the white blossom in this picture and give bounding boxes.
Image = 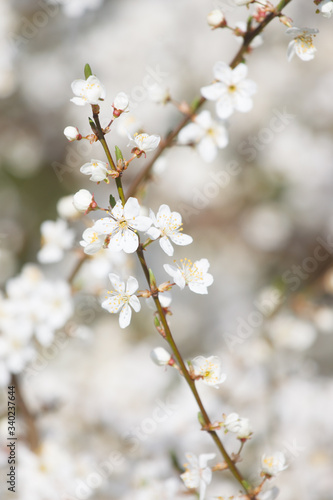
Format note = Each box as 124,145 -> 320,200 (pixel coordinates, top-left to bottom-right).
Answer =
37,219 -> 75,263
148,84 -> 170,104
101,274 -> 141,328
286,27 -> 319,62
57,195 -> 79,219
80,159 -> 109,182
318,0 -> 333,17
207,9 -> 225,28
73,189 -> 94,212
127,132 -> 161,154
113,92 -> 130,112
93,198 -> 152,253
201,62 -> 257,119
180,453 -> 215,500
164,258 -> 213,294
70,75 -> 106,106
146,204 -> 193,256
64,126 -> 80,141
80,227 -> 105,255
223,412 -> 252,438
261,452 -> 287,476
191,355 -> 226,388
150,347 -> 172,366
177,110 -> 228,162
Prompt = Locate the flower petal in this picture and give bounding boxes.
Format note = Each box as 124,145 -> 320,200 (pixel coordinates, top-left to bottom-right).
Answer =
216,93 -> 234,119
160,236 -> 174,256
122,229 -> 139,253
124,197 -> 140,219
126,276 -> 139,295
129,295 -> 141,312
170,233 -> 193,246
108,273 -> 125,293
119,303 -> 132,328
213,61 -> 232,83
201,82 -> 225,101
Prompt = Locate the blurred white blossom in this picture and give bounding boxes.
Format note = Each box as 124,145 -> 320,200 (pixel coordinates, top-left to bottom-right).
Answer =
286,27 -> 319,62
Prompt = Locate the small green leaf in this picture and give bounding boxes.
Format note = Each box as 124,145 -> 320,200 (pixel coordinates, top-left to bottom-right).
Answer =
197,412 -> 205,427
149,269 -> 157,288
154,316 -> 161,327
109,194 -> 116,208
88,117 -> 97,133
115,146 -> 124,162
84,63 -> 93,80
191,96 -> 201,111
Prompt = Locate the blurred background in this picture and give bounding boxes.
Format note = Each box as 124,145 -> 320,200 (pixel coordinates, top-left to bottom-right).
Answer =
1,0 -> 333,499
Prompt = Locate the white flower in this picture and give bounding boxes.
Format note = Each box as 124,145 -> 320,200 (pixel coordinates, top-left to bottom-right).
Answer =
148,84 -> 170,104
73,189 -> 95,212
180,453 -> 215,500
207,9 -> 225,28
57,195 -> 79,219
191,355 -> 226,388
201,62 -> 257,119
261,452 -> 288,476
37,219 -> 75,263
80,227 -> 105,255
80,159 -> 109,182
146,204 -> 193,256
318,0 -> 333,17
127,132 -> 161,154
70,75 -> 106,106
177,110 -> 228,162
164,258 -> 213,294
64,126 -> 80,141
101,274 -> 141,328
93,197 -> 152,253
234,21 -> 263,48
258,487 -> 280,500
113,92 -> 130,112
224,413 -> 252,438
150,347 -> 172,366
286,27 -> 319,62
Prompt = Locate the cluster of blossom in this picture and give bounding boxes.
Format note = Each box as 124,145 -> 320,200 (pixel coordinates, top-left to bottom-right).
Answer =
179,450 -> 287,500
0,264 -> 73,385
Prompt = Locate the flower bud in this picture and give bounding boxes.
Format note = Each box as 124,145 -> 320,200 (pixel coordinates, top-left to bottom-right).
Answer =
113,92 -> 129,117
57,195 -> 79,219
73,189 -> 97,212
207,9 -> 226,28
148,85 -> 170,104
261,452 -> 287,476
150,347 -> 172,366
64,126 -> 81,142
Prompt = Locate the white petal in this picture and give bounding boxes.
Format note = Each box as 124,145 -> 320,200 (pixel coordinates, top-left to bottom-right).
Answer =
170,233 -> 193,246
146,227 -> 161,240
188,282 -> 208,294
197,137 -> 218,162
108,273 -> 125,293
199,453 -> 216,468
122,229 -> 139,253
178,123 -> 203,144
160,236 -> 174,256
124,197 -> 140,219
112,200 -> 125,219
71,79 -> 86,96
194,110 -> 213,129
215,93 -> 234,119
126,276 -> 139,295
201,82 -> 225,101
129,295 -> 141,312
102,296 -> 123,313
213,61 -> 232,83
93,218 -> 117,234
131,216 -> 153,232
233,93 -> 253,113
70,97 -> 86,106
108,231 -> 125,252
287,40 -> 296,62
119,303 -> 132,328
231,63 -> 248,84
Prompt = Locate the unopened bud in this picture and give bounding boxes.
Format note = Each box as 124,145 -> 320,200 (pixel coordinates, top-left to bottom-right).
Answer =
113,92 -> 129,117
150,347 -> 172,366
207,9 -> 226,28
64,126 -> 81,142
73,189 -> 97,213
